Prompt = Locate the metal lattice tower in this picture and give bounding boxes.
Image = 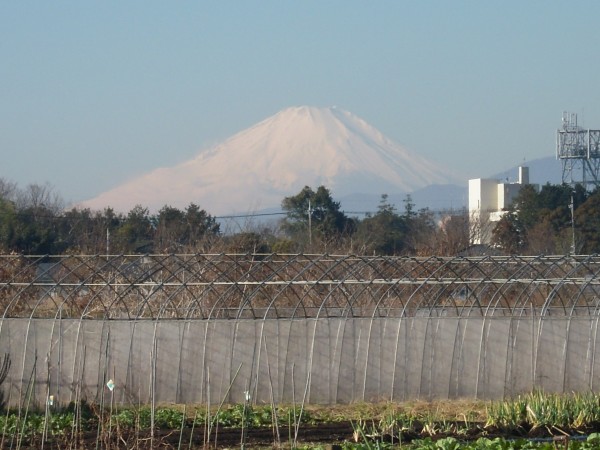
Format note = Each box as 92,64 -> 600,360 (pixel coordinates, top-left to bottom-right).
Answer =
557,111 -> 600,188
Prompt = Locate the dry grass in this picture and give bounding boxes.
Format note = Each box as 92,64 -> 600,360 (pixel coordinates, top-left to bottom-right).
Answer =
246,399 -> 488,423
150,399 -> 490,423
398,399 -> 488,422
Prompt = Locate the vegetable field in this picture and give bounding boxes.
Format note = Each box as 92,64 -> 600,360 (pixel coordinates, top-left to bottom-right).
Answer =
2,253 -> 600,447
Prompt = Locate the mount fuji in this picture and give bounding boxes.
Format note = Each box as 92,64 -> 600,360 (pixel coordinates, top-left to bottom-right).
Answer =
82,106 -> 465,215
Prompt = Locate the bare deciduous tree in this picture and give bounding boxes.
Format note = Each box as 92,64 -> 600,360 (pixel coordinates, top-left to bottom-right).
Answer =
0,178 -> 17,201
15,182 -> 64,214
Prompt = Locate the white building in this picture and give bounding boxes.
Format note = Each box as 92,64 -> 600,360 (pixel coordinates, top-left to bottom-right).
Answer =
469,166 -> 531,245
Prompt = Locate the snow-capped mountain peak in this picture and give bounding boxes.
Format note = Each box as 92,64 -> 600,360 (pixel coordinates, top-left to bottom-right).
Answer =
82,106 -> 462,215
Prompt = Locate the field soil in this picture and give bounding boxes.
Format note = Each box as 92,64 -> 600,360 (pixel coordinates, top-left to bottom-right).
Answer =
14,400 -> 599,449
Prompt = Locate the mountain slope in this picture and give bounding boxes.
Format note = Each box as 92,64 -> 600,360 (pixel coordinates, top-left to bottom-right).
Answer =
82,106 -> 463,215
492,156 -> 562,185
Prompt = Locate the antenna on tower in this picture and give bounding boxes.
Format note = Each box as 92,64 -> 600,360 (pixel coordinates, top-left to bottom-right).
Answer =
556,111 -> 600,189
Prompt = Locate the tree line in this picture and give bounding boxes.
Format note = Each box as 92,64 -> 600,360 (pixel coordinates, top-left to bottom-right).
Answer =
9,177 -> 600,256
491,183 -> 600,254
0,179 -> 470,256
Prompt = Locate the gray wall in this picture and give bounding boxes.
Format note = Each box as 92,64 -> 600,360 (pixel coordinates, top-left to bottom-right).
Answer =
0,315 -> 597,407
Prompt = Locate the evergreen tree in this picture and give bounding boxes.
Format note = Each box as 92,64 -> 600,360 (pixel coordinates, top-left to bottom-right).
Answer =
355,194 -> 408,255
113,205 -> 154,254
575,191 -> 600,253
281,186 -> 355,247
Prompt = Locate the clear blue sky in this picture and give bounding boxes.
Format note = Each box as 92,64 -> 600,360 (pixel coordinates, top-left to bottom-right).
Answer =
2,1 -> 600,206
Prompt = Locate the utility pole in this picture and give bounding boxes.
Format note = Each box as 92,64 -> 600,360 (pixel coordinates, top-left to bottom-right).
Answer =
307,200 -> 312,246
570,192 -> 576,254
106,228 -> 110,260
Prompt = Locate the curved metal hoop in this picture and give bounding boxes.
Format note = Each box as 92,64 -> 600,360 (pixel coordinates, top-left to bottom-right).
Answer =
1,254 -> 599,319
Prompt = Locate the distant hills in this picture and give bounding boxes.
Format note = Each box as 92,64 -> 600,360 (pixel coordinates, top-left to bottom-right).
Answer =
393,157 -> 562,214
323,156 -> 563,216
492,156 -> 562,186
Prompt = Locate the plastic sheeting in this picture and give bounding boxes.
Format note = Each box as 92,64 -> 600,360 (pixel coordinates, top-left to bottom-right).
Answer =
1,254 -> 600,407
0,314 -> 598,407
